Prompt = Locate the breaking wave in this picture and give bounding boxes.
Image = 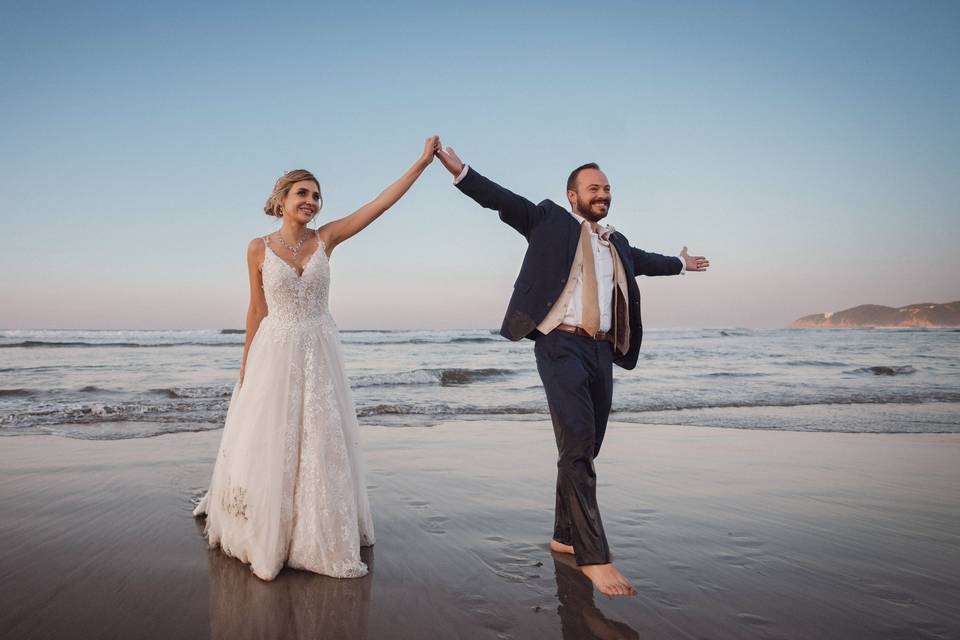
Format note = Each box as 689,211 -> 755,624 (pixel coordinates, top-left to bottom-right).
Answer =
350,368 -> 513,387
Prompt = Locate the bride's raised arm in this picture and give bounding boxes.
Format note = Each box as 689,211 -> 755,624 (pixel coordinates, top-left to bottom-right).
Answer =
318,135 -> 439,255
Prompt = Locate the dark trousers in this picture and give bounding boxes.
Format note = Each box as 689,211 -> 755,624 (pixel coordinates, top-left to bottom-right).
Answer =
534,330 -> 614,566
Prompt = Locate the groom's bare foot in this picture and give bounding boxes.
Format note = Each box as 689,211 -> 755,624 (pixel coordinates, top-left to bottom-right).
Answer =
580,563 -> 637,597
550,539 -> 575,555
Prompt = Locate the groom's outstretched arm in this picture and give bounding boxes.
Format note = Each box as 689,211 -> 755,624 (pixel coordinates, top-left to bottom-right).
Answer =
436,145 -> 546,240
630,246 -> 685,276
630,245 -> 710,276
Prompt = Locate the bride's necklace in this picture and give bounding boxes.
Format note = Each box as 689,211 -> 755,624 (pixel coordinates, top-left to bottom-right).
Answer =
274,229 -> 309,257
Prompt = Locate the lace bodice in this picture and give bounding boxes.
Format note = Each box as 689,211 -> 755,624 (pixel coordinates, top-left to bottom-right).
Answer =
261,235 -> 332,333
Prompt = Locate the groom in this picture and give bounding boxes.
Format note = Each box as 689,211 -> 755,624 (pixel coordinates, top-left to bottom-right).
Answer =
436,145 -> 709,596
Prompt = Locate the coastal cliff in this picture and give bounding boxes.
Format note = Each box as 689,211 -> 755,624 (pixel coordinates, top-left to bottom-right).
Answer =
791,301 -> 960,328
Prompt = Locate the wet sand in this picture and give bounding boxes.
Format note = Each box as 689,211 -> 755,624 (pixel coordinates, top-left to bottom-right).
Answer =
1,421 -> 958,639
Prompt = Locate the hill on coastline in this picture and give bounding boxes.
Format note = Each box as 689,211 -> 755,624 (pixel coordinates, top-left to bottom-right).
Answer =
791,301 -> 960,328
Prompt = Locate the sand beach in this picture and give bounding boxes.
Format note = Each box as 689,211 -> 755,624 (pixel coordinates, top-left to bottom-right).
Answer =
2,421 -> 958,639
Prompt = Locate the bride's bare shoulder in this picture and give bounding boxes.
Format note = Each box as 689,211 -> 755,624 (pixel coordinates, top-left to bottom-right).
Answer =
247,236 -> 267,262
316,223 -> 335,246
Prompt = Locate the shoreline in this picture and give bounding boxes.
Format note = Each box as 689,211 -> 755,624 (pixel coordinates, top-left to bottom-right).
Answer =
2,421 -> 958,639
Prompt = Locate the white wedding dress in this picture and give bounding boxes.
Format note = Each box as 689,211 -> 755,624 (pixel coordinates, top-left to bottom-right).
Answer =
193,233 -> 374,580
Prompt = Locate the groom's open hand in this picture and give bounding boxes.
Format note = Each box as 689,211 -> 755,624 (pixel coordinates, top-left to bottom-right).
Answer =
435,144 -> 464,177
680,246 -> 710,272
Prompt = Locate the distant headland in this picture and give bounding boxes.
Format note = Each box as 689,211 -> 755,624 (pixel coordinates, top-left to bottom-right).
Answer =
791,301 -> 960,328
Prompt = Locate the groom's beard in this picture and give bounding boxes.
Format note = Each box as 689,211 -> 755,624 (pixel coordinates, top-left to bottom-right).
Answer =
575,195 -> 611,223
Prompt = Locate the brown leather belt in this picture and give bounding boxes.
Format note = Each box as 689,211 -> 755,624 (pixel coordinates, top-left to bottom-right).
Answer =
554,323 -> 614,343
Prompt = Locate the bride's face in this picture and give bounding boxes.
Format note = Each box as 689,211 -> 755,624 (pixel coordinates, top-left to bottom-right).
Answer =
281,180 -> 321,223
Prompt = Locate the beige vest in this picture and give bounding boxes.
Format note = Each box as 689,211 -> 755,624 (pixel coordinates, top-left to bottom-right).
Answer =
536,232 -> 631,356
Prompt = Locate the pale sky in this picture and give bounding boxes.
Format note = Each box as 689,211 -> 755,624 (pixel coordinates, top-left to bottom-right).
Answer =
2,1 -> 958,330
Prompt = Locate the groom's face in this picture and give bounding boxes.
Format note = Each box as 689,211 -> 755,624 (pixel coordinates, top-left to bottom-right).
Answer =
569,169 -> 611,222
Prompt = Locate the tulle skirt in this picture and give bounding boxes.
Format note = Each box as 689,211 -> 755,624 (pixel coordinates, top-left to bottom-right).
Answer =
193,314 -> 374,580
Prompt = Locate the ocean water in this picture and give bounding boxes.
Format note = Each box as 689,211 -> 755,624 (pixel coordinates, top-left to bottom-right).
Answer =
1,328 -> 958,440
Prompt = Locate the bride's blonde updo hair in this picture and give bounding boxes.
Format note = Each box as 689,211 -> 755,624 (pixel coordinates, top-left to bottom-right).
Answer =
263,169 -> 322,218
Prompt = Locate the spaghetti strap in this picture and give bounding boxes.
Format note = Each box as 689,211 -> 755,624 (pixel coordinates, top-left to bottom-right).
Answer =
314,227 -> 328,254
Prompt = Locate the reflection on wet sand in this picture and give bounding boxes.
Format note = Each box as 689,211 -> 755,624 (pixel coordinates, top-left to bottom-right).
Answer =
202,519 -> 373,640
553,552 -> 639,640
1,424 -> 956,638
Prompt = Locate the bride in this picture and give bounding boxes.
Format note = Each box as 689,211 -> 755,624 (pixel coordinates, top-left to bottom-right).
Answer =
193,136 -> 440,581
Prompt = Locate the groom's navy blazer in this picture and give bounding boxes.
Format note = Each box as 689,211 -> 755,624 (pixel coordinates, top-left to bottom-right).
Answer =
456,167 -> 682,370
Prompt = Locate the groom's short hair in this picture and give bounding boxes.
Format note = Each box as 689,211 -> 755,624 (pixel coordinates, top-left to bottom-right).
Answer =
567,163 -> 601,192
